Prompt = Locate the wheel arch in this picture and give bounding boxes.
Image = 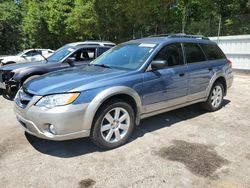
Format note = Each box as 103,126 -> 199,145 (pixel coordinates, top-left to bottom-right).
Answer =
83,86 -> 142,130
214,76 -> 227,95
206,73 -> 227,99
3,61 -> 16,65
19,68 -> 47,85
95,93 -> 138,120
20,73 -> 43,85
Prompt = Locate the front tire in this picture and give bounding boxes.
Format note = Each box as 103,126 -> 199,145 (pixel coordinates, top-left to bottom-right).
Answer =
203,82 -> 224,112
90,99 -> 135,149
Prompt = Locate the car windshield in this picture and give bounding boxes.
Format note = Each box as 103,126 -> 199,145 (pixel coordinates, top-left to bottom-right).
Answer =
47,45 -> 75,62
91,43 -> 157,70
16,51 -> 26,56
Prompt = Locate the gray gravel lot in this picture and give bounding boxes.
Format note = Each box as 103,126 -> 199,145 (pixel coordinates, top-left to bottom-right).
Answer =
0,73 -> 250,188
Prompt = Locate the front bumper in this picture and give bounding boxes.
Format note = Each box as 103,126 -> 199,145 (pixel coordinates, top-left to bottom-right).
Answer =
0,80 -> 19,90
14,95 -> 91,141
0,82 -> 6,89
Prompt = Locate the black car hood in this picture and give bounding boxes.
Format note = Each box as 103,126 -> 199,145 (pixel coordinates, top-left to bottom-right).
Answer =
0,61 -> 47,71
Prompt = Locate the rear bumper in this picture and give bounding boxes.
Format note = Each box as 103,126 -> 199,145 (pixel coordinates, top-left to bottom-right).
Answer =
14,97 -> 91,141
226,73 -> 234,89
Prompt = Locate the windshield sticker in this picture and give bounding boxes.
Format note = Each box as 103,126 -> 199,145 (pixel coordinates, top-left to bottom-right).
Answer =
139,43 -> 156,48
67,48 -> 75,52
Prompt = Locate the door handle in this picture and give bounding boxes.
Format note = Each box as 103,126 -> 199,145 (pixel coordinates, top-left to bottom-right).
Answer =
179,73 -> 185,77
208,67 -> 213,71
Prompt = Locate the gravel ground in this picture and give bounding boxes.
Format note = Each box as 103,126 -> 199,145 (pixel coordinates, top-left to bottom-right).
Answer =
0,73 -> 249,188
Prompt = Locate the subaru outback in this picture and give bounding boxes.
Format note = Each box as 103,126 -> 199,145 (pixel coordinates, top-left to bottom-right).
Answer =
14,34 -> 233,149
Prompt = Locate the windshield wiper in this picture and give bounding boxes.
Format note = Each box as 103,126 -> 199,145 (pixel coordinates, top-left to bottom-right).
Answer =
90,64 -> 112,69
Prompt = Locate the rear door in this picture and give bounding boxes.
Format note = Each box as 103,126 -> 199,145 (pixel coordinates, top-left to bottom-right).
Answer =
142,43 -> 188,113
183,43 -> 213,101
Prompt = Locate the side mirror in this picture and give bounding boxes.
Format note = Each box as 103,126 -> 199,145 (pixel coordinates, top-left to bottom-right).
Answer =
21,54 -> 27,58
66,57 -> 75,67
151,60 -> 168,70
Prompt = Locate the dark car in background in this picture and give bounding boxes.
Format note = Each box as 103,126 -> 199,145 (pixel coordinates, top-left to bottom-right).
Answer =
0,42 -> 114,98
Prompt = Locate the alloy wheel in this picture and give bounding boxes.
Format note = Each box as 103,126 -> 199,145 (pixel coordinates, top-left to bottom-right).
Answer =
100,107 -> 130,143
211,85 -> 223,108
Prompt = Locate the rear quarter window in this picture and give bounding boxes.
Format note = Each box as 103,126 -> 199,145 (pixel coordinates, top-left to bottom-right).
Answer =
200,44 -> 226,60
183,43 -> 206,63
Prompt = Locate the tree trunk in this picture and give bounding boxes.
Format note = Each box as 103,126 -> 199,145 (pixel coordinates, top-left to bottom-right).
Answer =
182,3 -> 188,33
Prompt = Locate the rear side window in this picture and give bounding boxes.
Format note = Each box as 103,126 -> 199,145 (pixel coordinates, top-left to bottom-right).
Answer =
72,48 -> 96,61
200,44 -> 226,60
183,43 -> 206,63
97,48 -> 109,57
154,43 -> 184,67
25,50 -> 40,57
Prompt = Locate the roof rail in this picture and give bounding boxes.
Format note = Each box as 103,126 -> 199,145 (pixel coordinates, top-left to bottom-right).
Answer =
148,33 -> 171,37
149,33 -> 210,40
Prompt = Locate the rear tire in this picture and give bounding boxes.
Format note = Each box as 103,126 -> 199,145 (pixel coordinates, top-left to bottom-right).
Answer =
202,82 -> 224,112
90,99 -> 135,150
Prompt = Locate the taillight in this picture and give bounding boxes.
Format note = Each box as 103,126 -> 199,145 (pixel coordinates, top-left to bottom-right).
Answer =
227,59 -> 232,66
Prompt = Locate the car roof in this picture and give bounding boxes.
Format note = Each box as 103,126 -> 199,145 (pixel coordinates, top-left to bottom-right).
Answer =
63,45 -> 111,51
126,34 -> 217,45
24,49 -> 54,52
67,41 -> 116,47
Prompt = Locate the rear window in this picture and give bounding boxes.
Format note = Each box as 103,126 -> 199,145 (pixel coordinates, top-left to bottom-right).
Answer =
200,44 -> 226,60
183,43 -> 206,63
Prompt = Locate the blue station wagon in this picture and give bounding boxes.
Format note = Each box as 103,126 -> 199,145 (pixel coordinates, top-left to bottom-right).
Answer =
14,34 -> 233,149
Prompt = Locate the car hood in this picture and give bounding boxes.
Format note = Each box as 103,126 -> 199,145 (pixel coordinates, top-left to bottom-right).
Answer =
0,55 -> 10,59
24,65 -> 131,95
0,61 -> 46,71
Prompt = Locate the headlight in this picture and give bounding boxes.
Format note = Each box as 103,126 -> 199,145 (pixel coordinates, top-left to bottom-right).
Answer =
36,93 -> 80,108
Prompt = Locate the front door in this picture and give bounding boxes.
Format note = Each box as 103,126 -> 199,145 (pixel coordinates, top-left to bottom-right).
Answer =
142,43 -> 188,114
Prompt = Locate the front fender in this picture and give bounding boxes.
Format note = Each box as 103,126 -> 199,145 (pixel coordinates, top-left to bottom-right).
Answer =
82,86 -> 142,130
12,67 -> 47,83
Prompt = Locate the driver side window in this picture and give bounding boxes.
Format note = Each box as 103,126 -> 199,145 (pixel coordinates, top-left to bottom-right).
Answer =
154,43 -> 184,67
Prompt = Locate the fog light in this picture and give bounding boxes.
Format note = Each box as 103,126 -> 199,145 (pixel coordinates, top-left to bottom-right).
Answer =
49,124 -> 56,135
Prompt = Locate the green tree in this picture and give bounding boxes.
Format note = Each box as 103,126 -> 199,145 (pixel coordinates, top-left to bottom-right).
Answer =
46,0 -> 74,47
0,1 -> 22,54
21,0 -> 51,49
67,0 -> 97,41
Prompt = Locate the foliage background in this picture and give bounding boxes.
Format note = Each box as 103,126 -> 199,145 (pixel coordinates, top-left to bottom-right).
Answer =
0,0 -> 249,54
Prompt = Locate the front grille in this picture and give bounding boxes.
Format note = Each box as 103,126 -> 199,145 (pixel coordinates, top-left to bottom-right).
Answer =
16,88 -> 34,108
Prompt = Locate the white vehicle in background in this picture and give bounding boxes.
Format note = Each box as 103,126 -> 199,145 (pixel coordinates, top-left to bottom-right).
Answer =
68,40 -> 116,47
0,49 -> 54,66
